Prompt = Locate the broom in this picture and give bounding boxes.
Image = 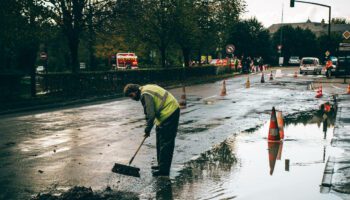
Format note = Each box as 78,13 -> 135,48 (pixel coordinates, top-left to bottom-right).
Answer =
112,136 -> 147,177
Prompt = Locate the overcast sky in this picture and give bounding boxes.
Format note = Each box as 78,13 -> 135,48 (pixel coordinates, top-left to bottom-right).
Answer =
242,0 -> 350,28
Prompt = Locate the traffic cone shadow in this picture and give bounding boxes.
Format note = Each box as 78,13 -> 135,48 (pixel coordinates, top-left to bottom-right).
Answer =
179,86 -> 187,109
246,76 -> 250,88
220,80 -> 227,96
261,72 -> 265,83
268,107 -> 280,142
268,141 -> 281,175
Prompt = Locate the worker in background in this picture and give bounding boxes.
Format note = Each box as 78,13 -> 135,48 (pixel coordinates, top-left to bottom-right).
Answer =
325,58 -> 333,78
123,84 -> 180,176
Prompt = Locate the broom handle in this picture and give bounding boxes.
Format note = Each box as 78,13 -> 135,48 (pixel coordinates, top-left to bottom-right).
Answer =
128,136 -> 147,165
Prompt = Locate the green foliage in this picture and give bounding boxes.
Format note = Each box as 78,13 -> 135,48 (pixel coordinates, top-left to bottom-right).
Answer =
227,18 -> 272,60
331,17 -> 349,24
272,25 -> 319,62
271,25 -> 343,63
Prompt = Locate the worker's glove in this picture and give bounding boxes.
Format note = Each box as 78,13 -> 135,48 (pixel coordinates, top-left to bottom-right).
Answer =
144,129 -> 151,138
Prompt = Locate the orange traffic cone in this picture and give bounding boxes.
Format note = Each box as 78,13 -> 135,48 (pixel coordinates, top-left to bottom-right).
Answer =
276,111 -> 284,140
315,85 -> 323,98
220,80 -> 227,96
269,71 -> 273,80
246,76 -> 250,88
268,141 -> 281,175
268,107 -> 280,141
347,84 -> 350,94
179,86 -> 187,109
261,72 -> 265,83
294,71 -> 298,78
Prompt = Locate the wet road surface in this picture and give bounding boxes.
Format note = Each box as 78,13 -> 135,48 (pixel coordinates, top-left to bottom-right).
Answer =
0,68 -> 347,199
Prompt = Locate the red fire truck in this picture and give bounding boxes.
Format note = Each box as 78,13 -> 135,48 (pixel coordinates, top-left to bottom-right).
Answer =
116,53 -> 138,69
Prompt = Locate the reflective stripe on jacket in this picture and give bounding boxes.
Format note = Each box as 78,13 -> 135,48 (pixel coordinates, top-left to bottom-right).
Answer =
140,84 -> 179,125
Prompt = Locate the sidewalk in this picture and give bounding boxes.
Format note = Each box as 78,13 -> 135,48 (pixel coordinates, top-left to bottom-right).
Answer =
321,94 -> 350,199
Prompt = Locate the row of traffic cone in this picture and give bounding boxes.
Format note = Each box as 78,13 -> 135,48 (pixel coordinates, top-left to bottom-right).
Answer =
180,73 -> 342,110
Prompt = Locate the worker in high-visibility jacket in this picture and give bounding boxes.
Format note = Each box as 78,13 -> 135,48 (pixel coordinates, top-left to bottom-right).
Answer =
124,84 -> 180,176
325,59 -> 333,78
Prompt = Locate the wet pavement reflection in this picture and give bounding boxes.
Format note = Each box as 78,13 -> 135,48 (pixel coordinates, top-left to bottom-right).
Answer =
168,109 -> 343,200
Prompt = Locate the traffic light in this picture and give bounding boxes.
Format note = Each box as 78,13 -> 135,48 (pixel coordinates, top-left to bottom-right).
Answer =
290,0 -> 295,7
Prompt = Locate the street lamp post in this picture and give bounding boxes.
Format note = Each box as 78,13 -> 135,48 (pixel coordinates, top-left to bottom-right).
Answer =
290,0 -> 331,47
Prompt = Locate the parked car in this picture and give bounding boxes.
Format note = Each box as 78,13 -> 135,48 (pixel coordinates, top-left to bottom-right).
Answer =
288,56 -> 300,65
299,57 -> 322,75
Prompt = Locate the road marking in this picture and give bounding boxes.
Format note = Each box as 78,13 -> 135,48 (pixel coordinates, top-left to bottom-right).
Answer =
331,84 -> 344,91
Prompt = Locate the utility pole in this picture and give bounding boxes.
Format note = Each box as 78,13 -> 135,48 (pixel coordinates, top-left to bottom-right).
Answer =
279,3 -> 284,66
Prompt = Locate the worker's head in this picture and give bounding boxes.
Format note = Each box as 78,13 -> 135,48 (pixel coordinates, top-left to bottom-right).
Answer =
124,84 -> 141,101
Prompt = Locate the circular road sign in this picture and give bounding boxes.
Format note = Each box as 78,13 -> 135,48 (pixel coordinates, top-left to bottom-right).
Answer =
40,52 -> 48,60
226,44 -> 235,54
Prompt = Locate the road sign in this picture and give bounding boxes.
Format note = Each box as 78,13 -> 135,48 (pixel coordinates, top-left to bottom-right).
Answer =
339,43 -> 350,51
226,44 -> 235,54
343,31 -> 350,40
277,45 -> 282,50
40,52 -> 47,60
325,51 -> 330,57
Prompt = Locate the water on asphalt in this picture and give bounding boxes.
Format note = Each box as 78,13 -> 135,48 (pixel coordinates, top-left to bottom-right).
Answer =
167,110 -> 343,200
0,69 -> 346,199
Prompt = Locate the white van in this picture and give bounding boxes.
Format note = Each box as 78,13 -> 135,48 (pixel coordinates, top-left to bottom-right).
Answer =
299,57 -> 322,75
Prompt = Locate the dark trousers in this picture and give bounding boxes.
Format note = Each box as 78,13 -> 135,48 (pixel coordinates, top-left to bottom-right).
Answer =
156,108 -> 180,174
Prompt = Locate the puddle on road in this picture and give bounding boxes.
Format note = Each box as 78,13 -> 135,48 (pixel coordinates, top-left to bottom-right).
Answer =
166,108 -> 343,200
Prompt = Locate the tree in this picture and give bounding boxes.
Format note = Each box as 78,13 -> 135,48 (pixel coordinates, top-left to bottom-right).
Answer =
272,25 -> 318,63
173,0 -> 199,67
140,0 -> 177,68
227,18 -> 271,60
317,33 -> 343,60
0,0 -> 50,97
331,17 -> 349,24
43,0 -> 115,73
44,0 -> 86,73
214,0 -> 246,55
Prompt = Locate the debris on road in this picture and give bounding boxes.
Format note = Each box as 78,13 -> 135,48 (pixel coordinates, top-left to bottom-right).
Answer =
31,186 -> 138,200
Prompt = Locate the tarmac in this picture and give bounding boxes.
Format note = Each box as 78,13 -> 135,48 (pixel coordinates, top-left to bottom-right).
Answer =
321,93 -> 350,199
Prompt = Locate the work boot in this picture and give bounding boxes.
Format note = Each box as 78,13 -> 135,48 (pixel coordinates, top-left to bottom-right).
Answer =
151,165 -> 159,170
152,170 -> 169,177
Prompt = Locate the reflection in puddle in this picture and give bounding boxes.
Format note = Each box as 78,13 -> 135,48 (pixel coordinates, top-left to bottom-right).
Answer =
268,141 -> 283,175
170,109 -> 342,200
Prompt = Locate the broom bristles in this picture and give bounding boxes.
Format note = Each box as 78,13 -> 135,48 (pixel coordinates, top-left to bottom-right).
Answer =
112,163 -> 140,178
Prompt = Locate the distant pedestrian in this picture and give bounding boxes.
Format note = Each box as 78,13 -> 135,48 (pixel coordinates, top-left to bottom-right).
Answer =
242,56 -> 251,74
258,56 -> 264,71
124,84 -> 180,176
